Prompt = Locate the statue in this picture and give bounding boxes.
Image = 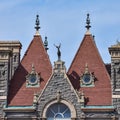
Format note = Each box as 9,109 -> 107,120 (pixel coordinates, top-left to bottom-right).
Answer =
54,44 -> 61,60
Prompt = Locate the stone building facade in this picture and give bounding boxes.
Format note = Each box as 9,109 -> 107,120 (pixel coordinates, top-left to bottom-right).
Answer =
109,44 -> 120,116
0,41 -> 21,118
0,14 -> 119,120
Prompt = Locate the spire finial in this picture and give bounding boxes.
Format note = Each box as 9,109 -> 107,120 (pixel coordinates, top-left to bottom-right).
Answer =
35,14 -> 40,35
85,13 -> 91,30
44,36 -> 49,51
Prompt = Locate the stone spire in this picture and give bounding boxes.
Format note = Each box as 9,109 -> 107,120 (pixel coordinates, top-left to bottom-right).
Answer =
35,14 -> 40,35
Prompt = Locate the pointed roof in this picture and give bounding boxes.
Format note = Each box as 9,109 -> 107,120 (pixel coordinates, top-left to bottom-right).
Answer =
68,15 -> 111,106
8,16 -> 52,106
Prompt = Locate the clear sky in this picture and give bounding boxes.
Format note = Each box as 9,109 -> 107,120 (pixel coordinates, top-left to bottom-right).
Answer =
0,0 -> 120,69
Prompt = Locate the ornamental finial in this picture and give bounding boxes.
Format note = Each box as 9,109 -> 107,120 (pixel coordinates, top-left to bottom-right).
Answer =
85,63 -> 89,74
85,13 -> 91,30
44,36 -> 49,51
31,64 -> 35,74
35,15 -> 40,35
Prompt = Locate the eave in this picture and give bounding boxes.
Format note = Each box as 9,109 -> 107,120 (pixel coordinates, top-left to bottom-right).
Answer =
81,105 -> 115,112
3,105 -> 36,112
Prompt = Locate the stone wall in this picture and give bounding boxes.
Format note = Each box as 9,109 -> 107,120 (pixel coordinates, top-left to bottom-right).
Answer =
0,41 -> 21,118
37,72 -> 82,119
109,45 -> 120,119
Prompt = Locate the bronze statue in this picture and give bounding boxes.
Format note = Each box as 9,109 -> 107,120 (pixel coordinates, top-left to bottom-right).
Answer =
54,44 -> 61,60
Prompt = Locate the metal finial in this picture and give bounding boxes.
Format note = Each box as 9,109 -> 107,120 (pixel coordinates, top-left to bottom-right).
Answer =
44,36 -> 49,51
85,13 -> 91,30
35,15 -> 40,32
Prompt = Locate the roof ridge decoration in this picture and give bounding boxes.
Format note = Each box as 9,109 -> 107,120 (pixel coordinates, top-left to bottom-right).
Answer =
44,36 -> 49,51
85,13 -> 91,35
54,43 -> 61,61
35,14 -> 40,35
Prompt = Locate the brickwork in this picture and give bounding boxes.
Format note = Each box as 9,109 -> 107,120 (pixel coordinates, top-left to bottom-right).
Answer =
7,35 -> 52,106
68,34 -> 112,106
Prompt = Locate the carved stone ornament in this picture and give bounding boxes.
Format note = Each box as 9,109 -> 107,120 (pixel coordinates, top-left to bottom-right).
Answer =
80,63 -> 95,87
26,64 -> 40,87
76,90 -> 85,106
56,90 -> 61,102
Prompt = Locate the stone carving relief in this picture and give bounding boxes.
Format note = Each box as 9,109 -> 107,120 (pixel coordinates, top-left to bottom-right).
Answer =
0,64 -> 5,79
113,60 -> 120,90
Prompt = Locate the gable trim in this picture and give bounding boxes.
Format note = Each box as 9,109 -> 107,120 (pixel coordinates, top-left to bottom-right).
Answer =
37,72 -> 80,103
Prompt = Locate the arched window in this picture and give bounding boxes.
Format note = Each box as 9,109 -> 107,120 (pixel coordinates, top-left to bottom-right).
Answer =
46,103 -> 71,120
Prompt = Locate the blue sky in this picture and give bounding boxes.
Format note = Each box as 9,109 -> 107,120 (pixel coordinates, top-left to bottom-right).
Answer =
0,0 -> 120,69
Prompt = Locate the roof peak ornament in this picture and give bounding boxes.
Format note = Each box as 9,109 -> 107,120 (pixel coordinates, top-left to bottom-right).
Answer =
85,13 -> 91,31
85,63 -> 89,74
31,64 -> 35,74
44,36 -> 49,51
54,43 -> 61,61
35,14 -> 40,35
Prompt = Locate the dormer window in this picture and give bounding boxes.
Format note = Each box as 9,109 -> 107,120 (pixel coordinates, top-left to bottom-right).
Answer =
83,73 -> 91,84
29,74 -> 37,84
80,63 -> 95,87
26,64 -> 40,87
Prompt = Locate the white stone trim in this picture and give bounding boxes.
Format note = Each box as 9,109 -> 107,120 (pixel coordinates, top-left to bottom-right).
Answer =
115,89 -> 120,91
112,95 -> 120,98
85,30 -> 91,35
0,90 -> 5,92
0,96 -> 6,99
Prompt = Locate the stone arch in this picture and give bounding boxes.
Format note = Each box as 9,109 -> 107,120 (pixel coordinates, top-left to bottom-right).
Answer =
42,99 -> 76,119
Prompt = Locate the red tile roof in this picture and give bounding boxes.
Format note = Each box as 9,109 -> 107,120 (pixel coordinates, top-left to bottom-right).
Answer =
68,32 -> 112,105
8,35 -> 52,106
